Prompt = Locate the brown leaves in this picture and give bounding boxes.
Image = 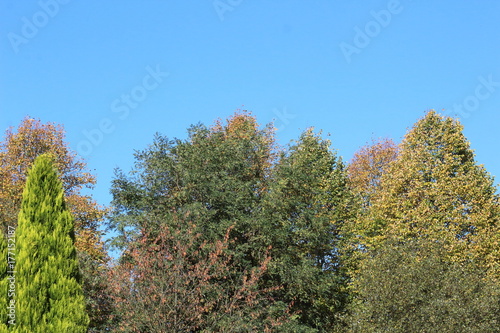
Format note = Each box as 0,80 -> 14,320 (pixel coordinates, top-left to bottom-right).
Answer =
108,218 -> 285,332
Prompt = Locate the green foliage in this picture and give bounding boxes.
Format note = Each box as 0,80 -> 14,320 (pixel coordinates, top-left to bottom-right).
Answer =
349,238 -> 500,332
109,116 -> 355,331
109,113 -> 290,330
0,118 -> 111,330
14,154 -> 88,332
109,113 -> 276,248
105,110 -> 500,332
261,128 -> 355,330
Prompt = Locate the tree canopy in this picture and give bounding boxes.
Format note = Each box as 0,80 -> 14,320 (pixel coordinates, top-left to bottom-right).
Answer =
2,110 -> 499,332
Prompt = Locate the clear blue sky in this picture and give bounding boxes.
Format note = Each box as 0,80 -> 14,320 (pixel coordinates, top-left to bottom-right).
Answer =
2,1 -> 500,214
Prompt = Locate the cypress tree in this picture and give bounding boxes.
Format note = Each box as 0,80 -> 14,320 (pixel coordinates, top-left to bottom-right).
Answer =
14,154 -> 88,332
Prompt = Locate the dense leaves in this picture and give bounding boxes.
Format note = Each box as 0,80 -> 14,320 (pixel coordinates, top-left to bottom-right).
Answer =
0,117 -> 106,260
3,110 -> 499,331
260,129 -> 354,331
347,137 -> 398,209
352,111 -> 500,275
109,112 -> 276,247
0,233 -> 8,332
14,154 -> 88,332
0,118 -> 111,332
109,217 -> 287,332
350,238 -> 500,332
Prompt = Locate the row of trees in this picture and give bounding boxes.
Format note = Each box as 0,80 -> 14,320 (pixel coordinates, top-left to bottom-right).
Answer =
0,111 -> 499,331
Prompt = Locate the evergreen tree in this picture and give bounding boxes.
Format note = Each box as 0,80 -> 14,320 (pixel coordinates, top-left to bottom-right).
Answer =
14,154 -> 88,332
0,118 -> 111,331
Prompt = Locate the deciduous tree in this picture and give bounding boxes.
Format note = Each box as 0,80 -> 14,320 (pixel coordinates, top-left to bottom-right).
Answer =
109,112 -> 277,260
356,110 -> 500,278
0,117 -> 106,260
261,129 -> 355,331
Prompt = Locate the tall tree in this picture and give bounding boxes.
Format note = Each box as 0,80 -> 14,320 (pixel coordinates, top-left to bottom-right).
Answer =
109,111 -> 277,252
343,138 -> 399,287
260,129 -> 355,331
14,154 -> 89,332
109,115 -> 357,331
356,111 -> 500,278
109,113 -> 291,328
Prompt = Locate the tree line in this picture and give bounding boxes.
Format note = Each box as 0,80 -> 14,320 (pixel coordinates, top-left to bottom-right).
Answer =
0,111 -> 499,332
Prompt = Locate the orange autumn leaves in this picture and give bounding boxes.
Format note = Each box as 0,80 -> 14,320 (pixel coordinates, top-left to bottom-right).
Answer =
0,117 -> 106,261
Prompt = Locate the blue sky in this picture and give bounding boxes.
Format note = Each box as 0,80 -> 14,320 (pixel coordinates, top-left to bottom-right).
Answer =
1,1 -> 500,218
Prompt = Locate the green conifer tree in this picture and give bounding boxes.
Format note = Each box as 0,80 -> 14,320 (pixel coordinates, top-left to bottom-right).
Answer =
14,154 -> 88,332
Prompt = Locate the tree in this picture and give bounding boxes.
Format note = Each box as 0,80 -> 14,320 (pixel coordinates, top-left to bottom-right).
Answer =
348,237 -> 500,332
77,252 -> 115,332
260,129 -> 355,331
347,137 -> 398,210
0,117 -> 106,260
108,115 -> 356,331
14,154 -> 88,332
109,112 -> 277,249
109,112 -> 295,329
355,111 -> 500,278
